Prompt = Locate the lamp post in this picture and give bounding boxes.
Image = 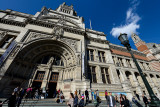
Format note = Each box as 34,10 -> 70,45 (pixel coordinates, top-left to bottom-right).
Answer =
118,33 -> 160,107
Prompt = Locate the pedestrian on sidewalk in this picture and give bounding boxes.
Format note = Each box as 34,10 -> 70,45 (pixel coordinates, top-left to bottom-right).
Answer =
107,92 -> 116,107
17,88 -> 25,107
67,93 -> 74,107
142,94 -> 149,107
3,92 -> 17,107
85,88 -> 89,104
74,93 -> 78,107
78,94 -> 84,107
105,90 -> 108,101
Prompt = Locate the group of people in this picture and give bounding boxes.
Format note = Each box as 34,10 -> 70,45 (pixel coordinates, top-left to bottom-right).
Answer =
0,86 -> 50,107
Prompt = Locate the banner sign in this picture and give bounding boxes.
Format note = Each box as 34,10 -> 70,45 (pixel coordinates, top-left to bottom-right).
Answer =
0,41 -> 16,67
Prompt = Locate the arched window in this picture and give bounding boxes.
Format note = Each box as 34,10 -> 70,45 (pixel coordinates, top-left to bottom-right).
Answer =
36,54 -> 64,66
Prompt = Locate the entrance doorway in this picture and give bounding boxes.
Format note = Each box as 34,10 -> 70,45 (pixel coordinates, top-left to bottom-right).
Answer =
32,81 -> 42,90
48,72 -> 59,98
48,82 -> 57,98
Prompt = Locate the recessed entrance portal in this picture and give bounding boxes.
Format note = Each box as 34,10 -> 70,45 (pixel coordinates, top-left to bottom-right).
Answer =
48,72 -> 59,98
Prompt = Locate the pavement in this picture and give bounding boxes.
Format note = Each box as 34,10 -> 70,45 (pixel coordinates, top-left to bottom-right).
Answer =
0,98 -> 146,107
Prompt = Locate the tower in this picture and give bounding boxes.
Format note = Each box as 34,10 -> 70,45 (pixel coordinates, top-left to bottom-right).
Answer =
131,33 -> 149,54
131,33 -> 160,71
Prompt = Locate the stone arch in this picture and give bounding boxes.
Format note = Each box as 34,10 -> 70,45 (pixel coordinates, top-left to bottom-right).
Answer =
4,39 -> 77,90
125,71 -> 132,79
156,75 -> 160,78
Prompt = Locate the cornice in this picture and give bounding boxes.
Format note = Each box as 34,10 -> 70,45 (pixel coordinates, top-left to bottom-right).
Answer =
86,28 -> 106,36
87,36 -> 109,44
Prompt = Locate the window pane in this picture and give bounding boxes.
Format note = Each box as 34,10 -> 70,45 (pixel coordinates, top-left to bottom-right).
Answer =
106,75 -> 111,84
93,74 -> 97,83
102,74 -> 106,83
105,68 -> 109,74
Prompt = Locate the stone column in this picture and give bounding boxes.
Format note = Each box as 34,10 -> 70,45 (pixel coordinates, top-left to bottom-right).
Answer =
109,65 -> 121,84
122,58 -> 127,67
131,72 -> 139,87
130,60 -> 136,68
41,69 -> 50,88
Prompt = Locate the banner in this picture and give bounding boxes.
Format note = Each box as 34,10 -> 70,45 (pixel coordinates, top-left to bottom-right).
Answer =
0,41 -> 16,67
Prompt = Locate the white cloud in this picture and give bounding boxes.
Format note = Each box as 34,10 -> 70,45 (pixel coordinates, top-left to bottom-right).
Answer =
110,0 -> 140,38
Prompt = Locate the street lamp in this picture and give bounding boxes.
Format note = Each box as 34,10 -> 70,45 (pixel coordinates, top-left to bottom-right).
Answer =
118,33 -> 160,107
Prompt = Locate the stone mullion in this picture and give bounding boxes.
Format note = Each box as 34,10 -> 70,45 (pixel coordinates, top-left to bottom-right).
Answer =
154,74 -> 160,87
41,69 -> 50,88
131,72 -> 139,87
122,58 -> 127,67
96,66 -> 103,83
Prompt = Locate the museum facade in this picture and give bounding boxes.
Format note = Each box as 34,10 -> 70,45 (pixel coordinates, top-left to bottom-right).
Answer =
0,2 -> 160,100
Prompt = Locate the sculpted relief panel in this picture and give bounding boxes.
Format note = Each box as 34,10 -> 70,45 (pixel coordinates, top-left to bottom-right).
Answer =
25,31 -> 78,52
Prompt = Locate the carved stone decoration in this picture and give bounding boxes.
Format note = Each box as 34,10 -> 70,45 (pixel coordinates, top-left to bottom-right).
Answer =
53,26 -> 64,38
8,15 -> 17,19
61,38 -> 77,51
58,15 -> 66,25
27,32 -> 54,42
77,54 -> 81,66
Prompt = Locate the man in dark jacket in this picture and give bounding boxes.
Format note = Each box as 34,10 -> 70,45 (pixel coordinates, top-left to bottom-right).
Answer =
85,89 -> 89,103
3,92 -> 17,107
142,94 -> 149,107
107,92 -> 116,107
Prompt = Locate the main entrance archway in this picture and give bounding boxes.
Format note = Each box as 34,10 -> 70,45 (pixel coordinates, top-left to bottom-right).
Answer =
1,39 -> 77,97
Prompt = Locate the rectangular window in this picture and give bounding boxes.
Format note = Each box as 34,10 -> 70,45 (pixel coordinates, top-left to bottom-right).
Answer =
146,63 -> 151,70
126,59 -> 132,68
50,72 -> 59,82
101,68 -> 111,84
98,51 -> 105,63
34,71 -> 45,81
0,35 -> 16,49
117,57 -> 123,66
88,66 -> 97,83
88,49 -> 94,61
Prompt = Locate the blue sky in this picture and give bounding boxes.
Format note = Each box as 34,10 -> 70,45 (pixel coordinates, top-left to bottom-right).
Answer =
0,0 -> 160,49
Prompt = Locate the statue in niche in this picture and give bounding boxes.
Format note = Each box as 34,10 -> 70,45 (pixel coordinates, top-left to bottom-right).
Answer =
77,54 -> 81,65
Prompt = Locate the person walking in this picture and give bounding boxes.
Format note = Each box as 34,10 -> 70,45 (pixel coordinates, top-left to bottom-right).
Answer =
142,94 -> 149,107
93,91 -> 98,107
38,88 -> 42,99
60,91 -> 64,103
67,93 -> 74,107
105,90 -> 108,101
3,92 -> 17,107
78,94 -> 84,107
74,93 -> 78,107
107,92 -> 116,107
85,89 -> 89,104
17,88 -> 25,107
96,89 -> 99,97
121,95 -> 129,107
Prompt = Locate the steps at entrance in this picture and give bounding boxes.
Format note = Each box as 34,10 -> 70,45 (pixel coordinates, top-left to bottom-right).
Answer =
0,98 -> 145,107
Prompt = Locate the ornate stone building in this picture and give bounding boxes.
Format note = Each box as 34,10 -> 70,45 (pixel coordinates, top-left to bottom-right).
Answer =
0,2 -> 160,100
